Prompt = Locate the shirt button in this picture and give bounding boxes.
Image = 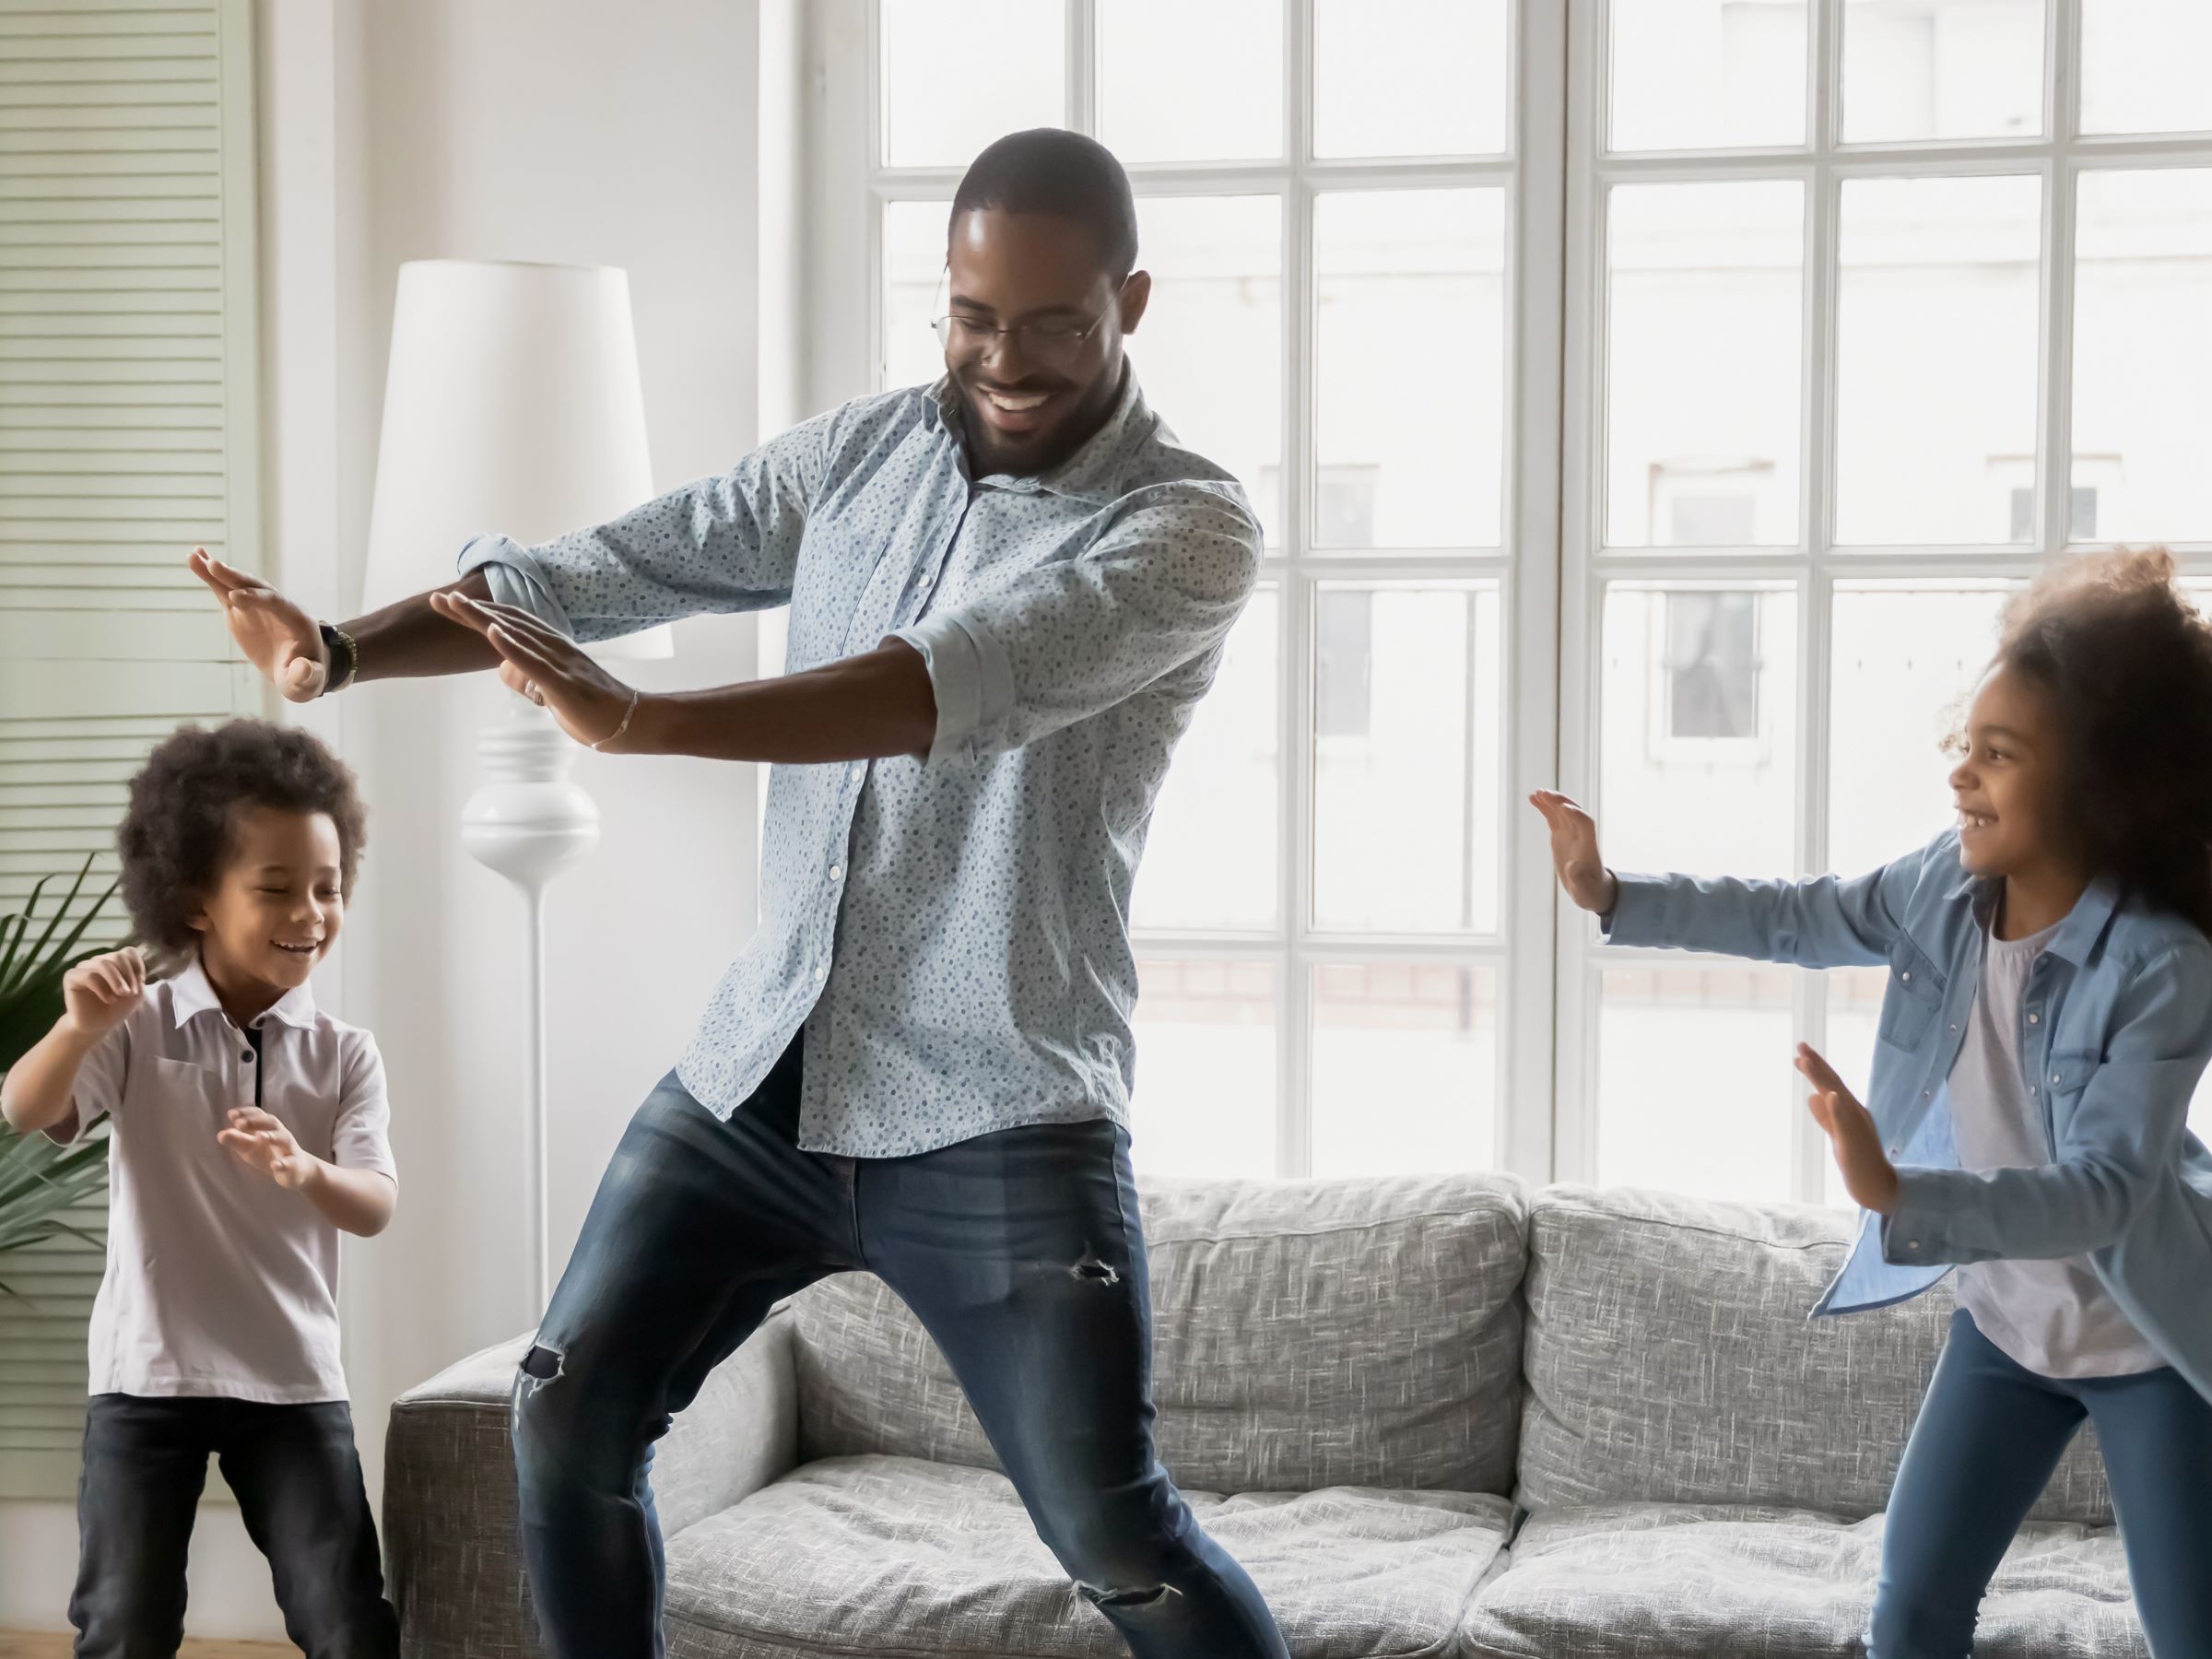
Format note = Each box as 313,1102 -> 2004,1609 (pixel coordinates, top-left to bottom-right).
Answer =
1948,1023 -> 1959,1032
1923,1089 -> 1932,1099
241,1050 -> 254,1064
829,864 -> 843,881
813,965 -> 827,982
2052,1073 -> 2062,1085
849,765 -> 865,783
2027,1012 -> 2039,1024
1900,971 -> 1912,982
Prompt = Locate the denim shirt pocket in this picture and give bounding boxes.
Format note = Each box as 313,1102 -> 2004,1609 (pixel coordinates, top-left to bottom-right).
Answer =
1877,939 -> 1947,1053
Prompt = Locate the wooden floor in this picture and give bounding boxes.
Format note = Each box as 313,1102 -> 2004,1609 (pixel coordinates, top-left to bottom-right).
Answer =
0,1637 -> 291,1657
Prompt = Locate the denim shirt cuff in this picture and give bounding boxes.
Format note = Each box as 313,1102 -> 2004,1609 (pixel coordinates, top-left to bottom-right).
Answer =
1601,872 -> 1667,944
1882,1169 -> 1975,1267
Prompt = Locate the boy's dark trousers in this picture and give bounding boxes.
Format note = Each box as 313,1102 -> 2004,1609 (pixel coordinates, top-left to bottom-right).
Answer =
70,1392 -> 398,1659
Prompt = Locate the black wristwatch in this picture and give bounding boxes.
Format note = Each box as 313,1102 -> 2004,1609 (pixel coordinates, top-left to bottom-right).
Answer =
318,622 -> 359,693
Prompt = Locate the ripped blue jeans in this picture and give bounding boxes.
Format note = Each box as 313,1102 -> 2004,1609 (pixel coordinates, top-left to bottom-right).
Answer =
510,1040 -> 1288,1659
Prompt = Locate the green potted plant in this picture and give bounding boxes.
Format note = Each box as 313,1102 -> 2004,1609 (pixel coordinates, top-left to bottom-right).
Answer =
0,858 -> 124,1303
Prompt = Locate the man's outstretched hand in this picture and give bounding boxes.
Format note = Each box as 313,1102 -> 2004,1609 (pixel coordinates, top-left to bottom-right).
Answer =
190,547 -> 327,701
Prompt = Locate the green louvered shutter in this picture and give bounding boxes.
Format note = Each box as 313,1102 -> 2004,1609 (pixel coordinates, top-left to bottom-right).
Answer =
0,0 -> 262,1499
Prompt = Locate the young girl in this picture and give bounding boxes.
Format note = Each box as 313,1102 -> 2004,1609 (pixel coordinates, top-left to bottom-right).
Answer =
1533,546 -> 2212,1657
0,721 -> 400,1658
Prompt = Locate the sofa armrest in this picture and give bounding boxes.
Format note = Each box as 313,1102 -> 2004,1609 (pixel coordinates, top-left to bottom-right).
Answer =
382,1305 -> 800,1658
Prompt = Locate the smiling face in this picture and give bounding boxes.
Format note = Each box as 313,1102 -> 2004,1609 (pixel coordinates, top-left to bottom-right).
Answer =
190,805 -> 344,1003
941,206 -> 1149,477
1947,661 -> 2074,881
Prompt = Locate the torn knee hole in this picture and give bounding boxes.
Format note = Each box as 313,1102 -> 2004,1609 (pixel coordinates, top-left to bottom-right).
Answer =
519,1343 -> 565,1392
1082,1583 -> 1180,1611
1070,1249 -> 1121,1287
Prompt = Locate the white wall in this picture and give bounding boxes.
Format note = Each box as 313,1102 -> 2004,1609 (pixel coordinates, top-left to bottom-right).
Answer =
0,0 -> 765,1639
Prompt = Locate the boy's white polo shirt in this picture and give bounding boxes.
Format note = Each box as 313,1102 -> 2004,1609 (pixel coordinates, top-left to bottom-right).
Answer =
51,959 -> 396,1404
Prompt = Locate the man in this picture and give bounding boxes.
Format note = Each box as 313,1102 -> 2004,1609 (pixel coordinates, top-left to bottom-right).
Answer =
194,130 -> 1286,1658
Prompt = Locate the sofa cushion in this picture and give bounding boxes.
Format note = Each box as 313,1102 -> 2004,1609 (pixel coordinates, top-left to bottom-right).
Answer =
663,1454 -> 1512,1659
791,1172 -> 1530,1496
1460,1501 -> 2145,1659
1518,1185 -> 2111,1523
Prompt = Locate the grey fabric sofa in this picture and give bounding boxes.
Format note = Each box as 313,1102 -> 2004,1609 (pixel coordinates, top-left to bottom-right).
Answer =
382,1174 -> 2144,1657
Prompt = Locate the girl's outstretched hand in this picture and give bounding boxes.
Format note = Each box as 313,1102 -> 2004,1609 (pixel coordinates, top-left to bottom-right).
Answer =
1797,1042 -> 1900,1215
1529,791 -> 1619,915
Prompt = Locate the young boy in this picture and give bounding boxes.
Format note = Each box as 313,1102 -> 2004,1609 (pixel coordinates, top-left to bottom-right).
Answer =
0,720 -> 400,1658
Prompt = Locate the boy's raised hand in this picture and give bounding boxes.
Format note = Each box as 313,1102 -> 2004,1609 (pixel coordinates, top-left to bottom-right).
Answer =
189,547 -> 328,702
61,947 -> 145,1039
218,1106 -> 313,1189
1797,1042 -> 1900,1214
1529,791 -> 1620,915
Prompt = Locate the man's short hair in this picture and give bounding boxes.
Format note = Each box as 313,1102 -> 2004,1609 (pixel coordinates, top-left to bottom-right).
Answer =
948,129 -> 1139,281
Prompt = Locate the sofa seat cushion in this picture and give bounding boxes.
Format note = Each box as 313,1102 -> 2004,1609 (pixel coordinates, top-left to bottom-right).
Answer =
663,1454 -> 1512,1659
1461,1501 -> 2145,1659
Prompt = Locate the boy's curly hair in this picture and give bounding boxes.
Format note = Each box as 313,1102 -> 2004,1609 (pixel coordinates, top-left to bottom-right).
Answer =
117,721 -> 368,956
1989,546 -> 2212,936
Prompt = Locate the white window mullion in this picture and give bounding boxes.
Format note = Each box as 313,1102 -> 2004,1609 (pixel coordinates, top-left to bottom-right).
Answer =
1551,0 -> 1608,1190
2040,0 -> 2083,558
1278,0 -> 1314,1179
1501,0 -> 1569,1182
1065,0 -> 1094,136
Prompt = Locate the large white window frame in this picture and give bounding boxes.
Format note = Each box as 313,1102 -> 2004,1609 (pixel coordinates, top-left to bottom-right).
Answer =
790,0 -> 2212,1197
1558,0 -> 2212,1203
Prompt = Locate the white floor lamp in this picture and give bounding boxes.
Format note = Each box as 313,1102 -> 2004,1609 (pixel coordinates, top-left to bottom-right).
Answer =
361,259 -> 671,1319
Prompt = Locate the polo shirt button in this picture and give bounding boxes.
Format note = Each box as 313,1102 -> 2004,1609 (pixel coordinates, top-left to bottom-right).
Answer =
1901,971 -> 1912,982
2028,1012 -> 2039,1024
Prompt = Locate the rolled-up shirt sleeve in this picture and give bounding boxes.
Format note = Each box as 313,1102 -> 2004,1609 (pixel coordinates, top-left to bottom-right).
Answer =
458,406 -> 836,643
892,482 -> 1261,765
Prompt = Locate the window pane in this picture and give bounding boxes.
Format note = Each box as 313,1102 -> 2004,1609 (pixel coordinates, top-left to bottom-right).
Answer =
1835,175 -> 2041,547
881,0 -> 1064,168
2081,0 -> 2212,136
1313,190 -> 1505,548
1313,0 -> 1508,158
1312,581 -> 1501,934
1133,588 -> 1280,932
1312,963 -> 1497,1175
1610,0 -> 1808,152
1099,0 -> 1280,161
2073,169 -> 2212,544
1841,0 -> 2045,144
1599,582 -> 1800,877
1606,181 -> 1804,548
882,200 -> 948,392
1130,959 -> 1278,1179
1829,582 -> 2013,877
1599,962 -> 1797,1202
1131,194 -> 1283,543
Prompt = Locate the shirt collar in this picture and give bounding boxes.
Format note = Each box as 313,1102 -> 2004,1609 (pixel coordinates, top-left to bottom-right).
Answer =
169,954 -> 320,1031
1948,868 -> 2122,968
928,365 -> 1150,506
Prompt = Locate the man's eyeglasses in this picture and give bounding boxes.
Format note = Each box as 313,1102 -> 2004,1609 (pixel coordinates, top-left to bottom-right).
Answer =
929,269 -> 1115,370
931,311 -> 1110,370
